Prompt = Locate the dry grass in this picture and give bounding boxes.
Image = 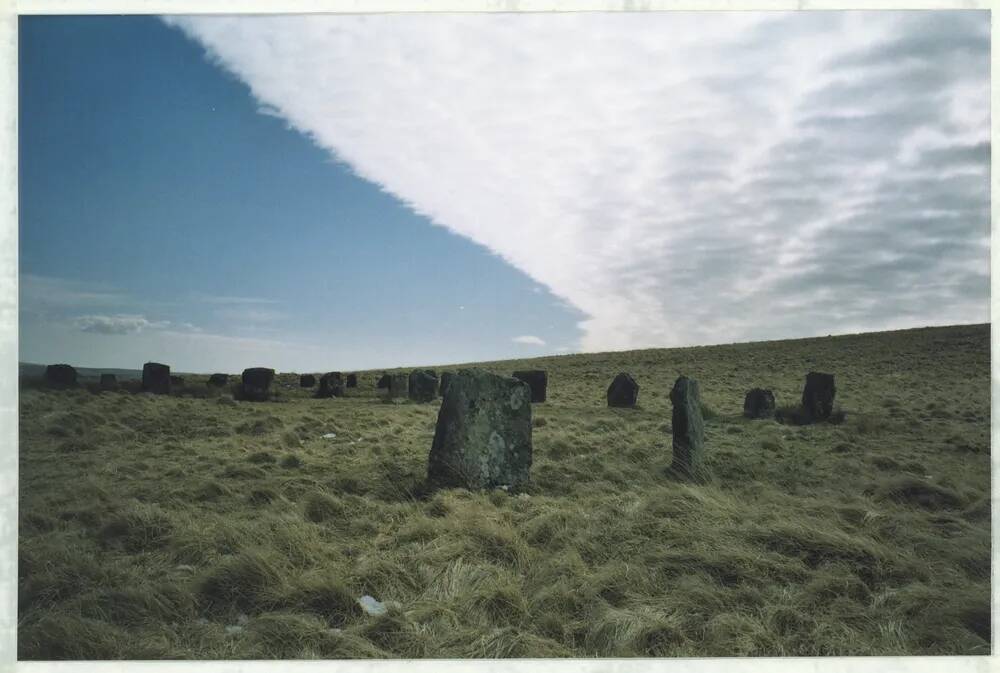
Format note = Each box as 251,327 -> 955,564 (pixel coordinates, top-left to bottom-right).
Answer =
17,323 -> 991,659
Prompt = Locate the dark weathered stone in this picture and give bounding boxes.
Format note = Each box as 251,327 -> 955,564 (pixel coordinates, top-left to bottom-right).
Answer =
409,369 -> 438,402
387,373 -> 408,400
512,370 -> 547,403
99,373 -> 118,391
317,372 -> 344,398
142,362 -> 171,395
346,373 -> 358,388
802,372 -> 836,421
300,374 -> 316,388
208,373 -> 229,387
428,369 -> 532,489
170,375 -> 185,387
743,388 -> 775,419
241,367 -> 275,401
670,376 -> 705,477
440,371 -> 455,397
376,373 -> 390,389
607,372 -> 639,408
44,364 -> 77,388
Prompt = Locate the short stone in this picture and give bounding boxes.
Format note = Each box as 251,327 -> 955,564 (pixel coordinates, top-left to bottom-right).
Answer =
743,388 -> 776,419
241,367 -> 275,402
346,373 -> 358,388
317,372 -> 344,398
387,373 -> 408,400
170,375 -> 185,387
607,372 -> 639,408
802,372 -> 836,421
300,374 -> 316,388
44,364 -> 78,388
512,370 -> 547,403
207,373 -> 229,388
99,373 -> 118,391
409,369 -> 438,402
376,373 -> 390,389
142,362 -> 171,395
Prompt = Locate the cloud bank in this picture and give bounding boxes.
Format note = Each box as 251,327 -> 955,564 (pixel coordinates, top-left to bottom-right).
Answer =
167,11 -> 989,351
73,314 -> 168,335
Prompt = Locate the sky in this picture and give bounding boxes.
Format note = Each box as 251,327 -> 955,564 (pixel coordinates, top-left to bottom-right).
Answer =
19,11 -> 990,374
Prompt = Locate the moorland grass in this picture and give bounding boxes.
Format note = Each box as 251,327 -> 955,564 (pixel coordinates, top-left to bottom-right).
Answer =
17,323 -> 991,658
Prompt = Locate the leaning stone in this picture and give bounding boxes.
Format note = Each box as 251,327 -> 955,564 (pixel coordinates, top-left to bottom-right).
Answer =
317,372 -> 344,398
142,362 -> 171,395
428,369 -> 532,489
241,368 -> 275,402
409,370 -> 438,402
512,370 -> 547,403
743,388 -> 776,419
376,373 -> 390,389
387,373 -> 408,400
44,364 -> 77,388
801,372 -> 836,421
607,372 -> 639,408
300,374 -> 316,388
670,376 -> 705,478
346,373 -> 358,388
207,373 -> 229,387
99,373 -> 118,391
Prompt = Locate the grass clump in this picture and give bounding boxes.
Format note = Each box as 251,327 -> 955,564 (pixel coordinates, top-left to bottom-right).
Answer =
303,492 -> 346,523
196,551 -> 285,613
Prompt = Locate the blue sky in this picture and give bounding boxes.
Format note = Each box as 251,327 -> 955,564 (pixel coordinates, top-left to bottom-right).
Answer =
19,15 -> 584,372
20,12 -> 989,374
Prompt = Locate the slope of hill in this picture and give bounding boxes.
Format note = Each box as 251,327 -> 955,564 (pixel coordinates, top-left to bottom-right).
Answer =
16,323 -> 990,658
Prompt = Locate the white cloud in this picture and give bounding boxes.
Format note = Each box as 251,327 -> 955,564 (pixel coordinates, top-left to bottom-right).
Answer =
513,335 -> 546,346
192,292 -> 280,305
21,274 -> 127,309
167,11 -> 989,351
73,314 -> 169,335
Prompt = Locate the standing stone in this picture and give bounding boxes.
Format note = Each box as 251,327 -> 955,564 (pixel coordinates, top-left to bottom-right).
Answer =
44,364 -> 77,388
743,388 -> 776,419
387,373 -> 409,400
607,372 -> 639,408
409,369 -> 438,402
99,373 -> 118,391
208,373 -> 229,387
801,372 -> 836,421
376,373 -> 390,389
440,371 -> 455,397
317,372 -> 344,398
428,369 -> 532,489
142,362 -> 171,395
300,374 -> 316,388
670,376 -> 705,478
241,368 -> 275,402
346,373 -> 358,388
512,370 -> 547,403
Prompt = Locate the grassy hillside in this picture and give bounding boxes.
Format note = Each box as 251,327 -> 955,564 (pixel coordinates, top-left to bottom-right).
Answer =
17,323 -> 991,659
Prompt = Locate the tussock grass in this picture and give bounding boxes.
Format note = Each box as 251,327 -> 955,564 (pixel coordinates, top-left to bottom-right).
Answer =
17,323 -> 991,658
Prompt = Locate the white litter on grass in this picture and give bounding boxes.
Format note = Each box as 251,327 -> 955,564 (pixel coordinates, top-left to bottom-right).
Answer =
357,595 -> 387,616
237,613 -> 249,625
322,433 -> 337,439
225,625 -> 244,635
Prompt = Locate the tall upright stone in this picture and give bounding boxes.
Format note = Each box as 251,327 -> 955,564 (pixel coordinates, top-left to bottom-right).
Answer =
208,373 -> 229,388
376,373 -> 390,389
387,373 -> 409,400
512,370 -> 547,403
428,369 -> 532,489
346,373 -> 358,388
300,374 -> 316,388
670,376 -> 705,478
409,369 -> 438,402
743,388 -> 775,419
44,364 -> 77,388
317,372 -> 344,398
241,368 -> 275,402
801,372 -> 836,421
99,373 -> 118,391
607,372 -> 639,408
142,362 -> 171,395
